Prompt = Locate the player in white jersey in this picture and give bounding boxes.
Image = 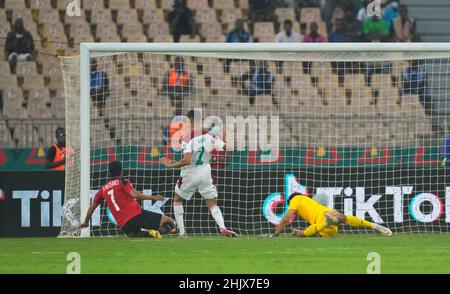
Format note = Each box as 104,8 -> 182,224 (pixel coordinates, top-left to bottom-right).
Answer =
160,110 -> 238,237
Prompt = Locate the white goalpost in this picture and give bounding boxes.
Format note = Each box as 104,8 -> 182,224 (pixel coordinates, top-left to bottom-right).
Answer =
60,43 -> 450,237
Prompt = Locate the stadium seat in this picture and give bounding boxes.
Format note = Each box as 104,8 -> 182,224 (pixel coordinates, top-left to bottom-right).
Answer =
152,34 -> 174,42
69,22 -> 92,39
116,9 -> 139,25
0,10 -> 7,23
206,34 -> 225,43
16,62 -> 38,77
95,22 -> 119,38
142,9 -> 165,25
188,0 -> 208,10
121,24 -> 144,36
126,33 -> 148,42
30,0 -> 53,10
108,0 -> 131,10
12,9 -> 34,26
56,0 -> 75,10
51,96 -> 65,118
42,34 -> 68,52
41,21 -> 65,38
22,75 -> 46,91
134,0 -> 157,9
199,21 -> 222,38
37,9 -> 61,24
275,8 -> 295,22
179,34 -> 201,43
83,0 -> 104,10
195,8 -> 217,23
238,0 -> 249,9
147,22 -> 170,40
90,9 -> 113,24
0,23 -> 10,47
300,8 -> 322,24
160,0 -> 175,11
213,0 -> 234,10
28,87 -> 51,103
220,8 -> 242,25
0,64 -> 17,89
253,22 -> 275,40
4,0 -> 27,11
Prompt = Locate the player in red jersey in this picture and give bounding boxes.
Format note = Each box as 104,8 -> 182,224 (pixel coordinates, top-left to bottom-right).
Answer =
80,161 -> 176,238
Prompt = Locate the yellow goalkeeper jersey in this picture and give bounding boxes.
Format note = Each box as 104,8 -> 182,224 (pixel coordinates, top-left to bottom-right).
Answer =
288,195 -> 333,225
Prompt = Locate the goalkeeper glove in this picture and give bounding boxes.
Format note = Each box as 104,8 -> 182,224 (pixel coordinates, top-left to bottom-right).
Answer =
441,158 -> 447,168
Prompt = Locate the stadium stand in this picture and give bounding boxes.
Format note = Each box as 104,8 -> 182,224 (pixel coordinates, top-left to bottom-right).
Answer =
0,0 -> 435,148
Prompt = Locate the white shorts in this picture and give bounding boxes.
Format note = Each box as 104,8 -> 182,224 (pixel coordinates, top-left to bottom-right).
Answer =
8,53 -> 31,62
175,169 -> 218,201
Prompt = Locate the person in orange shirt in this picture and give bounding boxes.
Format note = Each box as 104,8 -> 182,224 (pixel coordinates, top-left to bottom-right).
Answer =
45,127 -> 67,170
162,56 -> 192,115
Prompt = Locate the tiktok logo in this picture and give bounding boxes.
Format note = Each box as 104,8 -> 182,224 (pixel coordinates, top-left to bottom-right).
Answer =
262,174 -> 309,225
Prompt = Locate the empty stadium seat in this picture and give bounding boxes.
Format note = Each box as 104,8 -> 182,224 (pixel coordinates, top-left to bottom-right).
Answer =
4,0 -> 27,10
220,8 -> 242,25
16,62 -> 38,77
83,0 -> 104,10
195,8 -> 217,23
214,0 -> 234,10
116,9 -> 139,25
275,8 -> 295,22
90,9 -> 113,24
300,8 -> 321,24
134,0 -> 157,9
253,22 -> 275,40
38,9 -> 61,24
30,0 -> 53,10
108,0 -> 131,10
179,34 -> 201,42
188,0 -> 208,10
161,0 -> 175,11
142,9 -> 165,25
206,34 -> 225,43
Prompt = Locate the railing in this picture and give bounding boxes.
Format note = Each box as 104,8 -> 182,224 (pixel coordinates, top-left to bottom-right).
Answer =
0,119 -> 65,148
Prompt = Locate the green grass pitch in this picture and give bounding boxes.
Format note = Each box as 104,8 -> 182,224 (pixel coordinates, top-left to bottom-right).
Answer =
1,234 -> 450,274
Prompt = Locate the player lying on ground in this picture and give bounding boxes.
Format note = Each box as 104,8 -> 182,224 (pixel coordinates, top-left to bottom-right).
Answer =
269,194 -> 392,237
80,160 -> 176,238
160,110 -> 237,237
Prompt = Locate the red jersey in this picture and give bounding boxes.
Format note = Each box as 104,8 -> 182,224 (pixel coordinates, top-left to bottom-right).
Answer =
93,178 -> 142,228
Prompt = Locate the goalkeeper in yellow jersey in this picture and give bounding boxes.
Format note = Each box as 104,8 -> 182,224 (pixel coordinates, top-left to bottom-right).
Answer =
269,194 -> 392,238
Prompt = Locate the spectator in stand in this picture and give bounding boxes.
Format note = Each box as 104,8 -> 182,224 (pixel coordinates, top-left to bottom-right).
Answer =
275,19 -> 302,73
328,18 -> 346,42
90,61 -> 109,117
303,22 -> 325,74
363,15 -> 390,42
357,0 -> 372,22
5,18 -> 34,73
393,4 -> 416,42
168,0 -> 196,43
343,6 -> 362,42
241,61 -> 276,105
224,19 -> 253,73
162,56 -> 192,115
402,60 -> 430,115
382,0 -> 400,29
304,22 -> 326,43
249,0 -> 276,28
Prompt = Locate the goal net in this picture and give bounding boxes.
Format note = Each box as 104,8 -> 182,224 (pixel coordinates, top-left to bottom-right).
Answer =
59,43 -> 450,237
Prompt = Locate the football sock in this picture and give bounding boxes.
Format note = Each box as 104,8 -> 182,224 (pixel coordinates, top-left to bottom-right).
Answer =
173,202 -> 185,236
159,221 -> 175,234
210,205 -> 226,230
303,223 -> 326,237
345,215 -> 374,229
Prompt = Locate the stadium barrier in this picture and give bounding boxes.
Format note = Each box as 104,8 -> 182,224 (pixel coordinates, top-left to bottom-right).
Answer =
1,168 -> 449,236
